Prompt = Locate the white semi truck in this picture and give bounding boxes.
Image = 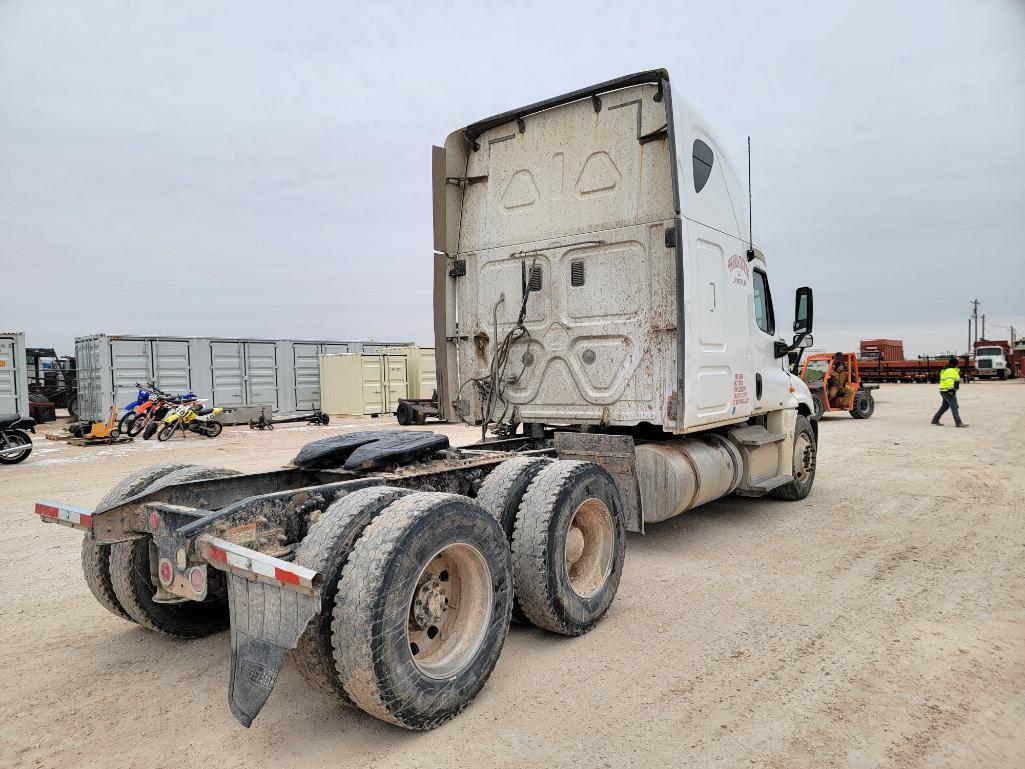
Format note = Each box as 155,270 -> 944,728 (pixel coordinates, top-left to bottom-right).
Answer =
973,343 -> 1012,380
35,69 -> 818,731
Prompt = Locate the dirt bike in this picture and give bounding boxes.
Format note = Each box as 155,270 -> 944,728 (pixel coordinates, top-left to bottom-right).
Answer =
117,383 -> 157,434
141,391 -> 199,440
0,413 -> 35,465
157,401 -> 224,441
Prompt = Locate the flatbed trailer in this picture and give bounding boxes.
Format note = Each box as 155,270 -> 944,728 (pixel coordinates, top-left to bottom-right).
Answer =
35,69 -> 821,732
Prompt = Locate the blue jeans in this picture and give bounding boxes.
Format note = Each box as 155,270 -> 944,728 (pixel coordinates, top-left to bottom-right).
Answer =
932,392 -> 962,425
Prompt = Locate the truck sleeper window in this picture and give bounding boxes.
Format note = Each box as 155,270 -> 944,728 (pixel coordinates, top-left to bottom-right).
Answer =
752,268 -> 775,335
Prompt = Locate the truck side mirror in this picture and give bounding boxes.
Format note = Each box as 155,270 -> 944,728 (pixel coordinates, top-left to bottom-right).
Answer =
793,287 -> 813,335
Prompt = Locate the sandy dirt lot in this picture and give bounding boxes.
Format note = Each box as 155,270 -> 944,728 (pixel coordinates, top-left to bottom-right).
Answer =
2,382 -> 1023,769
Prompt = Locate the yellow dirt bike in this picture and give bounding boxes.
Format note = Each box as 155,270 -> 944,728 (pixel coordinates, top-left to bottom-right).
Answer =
156,400 -> 225,441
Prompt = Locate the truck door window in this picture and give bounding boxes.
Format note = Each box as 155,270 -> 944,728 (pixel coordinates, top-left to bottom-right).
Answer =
752,269 -> 775,335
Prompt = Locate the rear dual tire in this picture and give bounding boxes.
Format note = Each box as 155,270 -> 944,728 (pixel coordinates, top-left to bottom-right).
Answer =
292,486 -> 412,703
331,492 -> 513,730
511,461 -> 625,636
83,464 -> 238,637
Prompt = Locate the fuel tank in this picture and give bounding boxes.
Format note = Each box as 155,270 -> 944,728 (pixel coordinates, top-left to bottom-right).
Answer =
635,437 -> 743,523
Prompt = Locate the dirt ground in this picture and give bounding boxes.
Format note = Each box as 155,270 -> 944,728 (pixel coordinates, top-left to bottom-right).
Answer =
1,382 -> 1023,769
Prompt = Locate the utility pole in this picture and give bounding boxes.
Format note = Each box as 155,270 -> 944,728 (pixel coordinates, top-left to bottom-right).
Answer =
1011,326 -> 1017,347
970,298 -> 980,348
982,314 -> 986,339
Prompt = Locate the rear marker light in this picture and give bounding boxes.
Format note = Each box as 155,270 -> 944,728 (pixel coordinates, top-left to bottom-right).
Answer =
158,559 -> 173,586
188,567 -> 206,595
149,511 -> 160,531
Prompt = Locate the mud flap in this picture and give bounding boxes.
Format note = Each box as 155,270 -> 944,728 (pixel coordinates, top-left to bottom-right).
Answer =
226,572 -> 321,727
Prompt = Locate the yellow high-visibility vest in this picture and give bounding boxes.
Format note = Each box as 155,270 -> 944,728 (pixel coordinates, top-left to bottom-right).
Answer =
939,367 -> 960,392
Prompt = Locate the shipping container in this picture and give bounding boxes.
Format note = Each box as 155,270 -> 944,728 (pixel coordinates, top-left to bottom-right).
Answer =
0,332 -> 29,416
74,334 -> 411,422
859,339 -> 905,362
319,348 -> 426,417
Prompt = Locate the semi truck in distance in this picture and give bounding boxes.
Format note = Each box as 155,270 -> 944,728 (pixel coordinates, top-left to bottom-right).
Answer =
973,339 -> 1014,380
35,69 -> 818,731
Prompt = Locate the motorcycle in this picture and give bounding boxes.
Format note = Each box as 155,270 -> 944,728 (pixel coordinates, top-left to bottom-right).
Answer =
117,383 -> 156,434
141,391 -> 198,440
0,412 -> 36,465
157,400 -> 224,441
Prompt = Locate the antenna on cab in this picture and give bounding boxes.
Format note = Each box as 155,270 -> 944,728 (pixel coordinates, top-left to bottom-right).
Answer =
746,136 -> 754,261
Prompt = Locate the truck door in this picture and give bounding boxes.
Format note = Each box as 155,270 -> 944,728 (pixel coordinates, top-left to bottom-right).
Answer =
748,262 -> 792,411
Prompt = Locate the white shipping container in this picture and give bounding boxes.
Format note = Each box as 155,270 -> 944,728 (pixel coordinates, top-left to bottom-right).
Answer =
0,332 -> 29,416
74,334 -> 411,422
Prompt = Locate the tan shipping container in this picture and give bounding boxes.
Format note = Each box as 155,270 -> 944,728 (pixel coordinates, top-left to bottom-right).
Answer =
320,350 -> 418,417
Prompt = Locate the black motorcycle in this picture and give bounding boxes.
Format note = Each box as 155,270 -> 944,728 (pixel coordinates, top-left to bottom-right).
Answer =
0,412 -> 36,465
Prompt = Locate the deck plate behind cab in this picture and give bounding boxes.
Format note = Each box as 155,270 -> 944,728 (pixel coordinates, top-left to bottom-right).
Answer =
293,431 -> 450,471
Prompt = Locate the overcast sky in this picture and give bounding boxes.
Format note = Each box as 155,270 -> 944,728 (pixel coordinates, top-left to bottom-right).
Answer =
2,1 -> 1023,357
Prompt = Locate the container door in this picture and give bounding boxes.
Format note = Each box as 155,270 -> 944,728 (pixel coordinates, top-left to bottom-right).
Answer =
151,340 -> 191,396
361,355 -> 385,415
210,342 -> 245,406
419,348 -> 437,399
385,354 -> 408,412
0,338 -> 18,413
245,342 -> 278,408
293,343 -> 321,409
110,339 -> 152,414
74,337 -> 105,421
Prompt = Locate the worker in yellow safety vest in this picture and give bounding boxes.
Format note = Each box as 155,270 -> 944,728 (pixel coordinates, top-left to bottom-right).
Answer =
931,357 -> 969,428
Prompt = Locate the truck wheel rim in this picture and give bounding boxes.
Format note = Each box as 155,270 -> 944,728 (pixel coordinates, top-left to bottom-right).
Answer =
794,433 -> 814,482
406,543 -> 492,679
566,499 -> 614,599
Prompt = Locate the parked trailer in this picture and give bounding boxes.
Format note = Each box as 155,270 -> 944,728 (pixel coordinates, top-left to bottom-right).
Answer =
0,332 -> 29,417
74,335 -> 412,422
38,70 -> 820,731
857,354 -> 972,383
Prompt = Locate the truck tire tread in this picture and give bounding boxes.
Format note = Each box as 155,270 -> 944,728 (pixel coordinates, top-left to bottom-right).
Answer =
82,463 -> 192,622
108,465 -> 239,637
331,492 -> 513,729
771,415 -> 817,501
511,460 -> 625,636
292,485 -> 411,703
475,456 -> 552,540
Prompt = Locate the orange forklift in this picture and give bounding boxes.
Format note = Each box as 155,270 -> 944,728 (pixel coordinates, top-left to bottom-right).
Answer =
799,352 -> 878,419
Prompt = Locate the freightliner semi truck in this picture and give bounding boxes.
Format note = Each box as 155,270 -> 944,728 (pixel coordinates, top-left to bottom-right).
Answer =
35,69 -> 818,731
